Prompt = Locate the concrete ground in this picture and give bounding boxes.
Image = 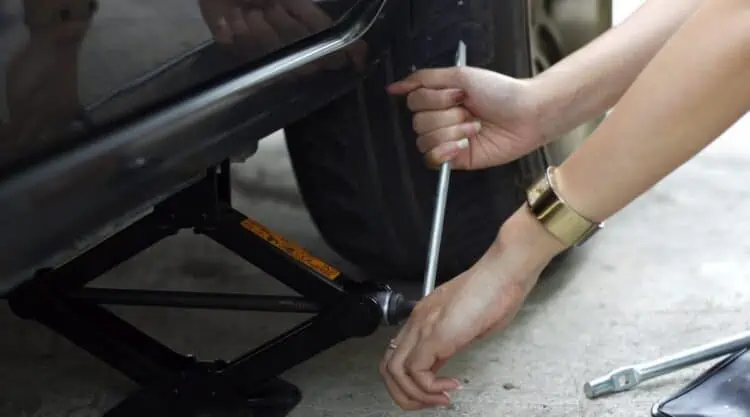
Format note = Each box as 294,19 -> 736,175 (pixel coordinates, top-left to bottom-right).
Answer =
3,1 -> 750,416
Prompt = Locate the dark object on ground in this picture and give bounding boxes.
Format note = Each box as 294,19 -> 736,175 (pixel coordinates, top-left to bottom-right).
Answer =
652,348 -> 750,417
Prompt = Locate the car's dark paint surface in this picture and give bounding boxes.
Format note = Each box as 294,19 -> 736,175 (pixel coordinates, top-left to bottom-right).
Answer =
0,0 -> 411,292
0,0 -> 371,169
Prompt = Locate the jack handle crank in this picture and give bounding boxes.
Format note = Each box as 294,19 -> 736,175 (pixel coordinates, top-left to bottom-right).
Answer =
382,41 -> 467,328
421,40 -> 467,298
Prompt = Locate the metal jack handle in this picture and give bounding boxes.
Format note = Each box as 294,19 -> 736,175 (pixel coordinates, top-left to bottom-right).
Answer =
422,40 -> 467,298
583,329 -> 750,399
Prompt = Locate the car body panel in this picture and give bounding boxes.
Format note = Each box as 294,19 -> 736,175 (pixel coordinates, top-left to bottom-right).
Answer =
0,0 -> 409,293
0,0 -> 373,169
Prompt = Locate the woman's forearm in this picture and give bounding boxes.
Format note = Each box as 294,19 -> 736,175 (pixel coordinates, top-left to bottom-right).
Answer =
554,0 -> 750,225
531,0 -> 703,141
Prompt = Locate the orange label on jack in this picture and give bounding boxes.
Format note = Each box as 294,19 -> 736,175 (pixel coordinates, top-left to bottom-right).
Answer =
240,218 -> 341,280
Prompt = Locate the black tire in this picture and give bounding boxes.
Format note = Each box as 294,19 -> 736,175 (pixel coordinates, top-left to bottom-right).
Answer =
284,1 -> 546,282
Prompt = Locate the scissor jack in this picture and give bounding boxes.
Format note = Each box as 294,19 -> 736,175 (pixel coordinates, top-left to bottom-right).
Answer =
4,161 -> 416,417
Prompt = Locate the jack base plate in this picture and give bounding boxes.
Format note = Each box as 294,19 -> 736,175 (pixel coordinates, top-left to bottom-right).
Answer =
104,372 -> 301,417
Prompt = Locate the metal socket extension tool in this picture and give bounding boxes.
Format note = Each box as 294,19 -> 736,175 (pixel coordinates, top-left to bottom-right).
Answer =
422,40 -> 467,298
583,329 -> 750,399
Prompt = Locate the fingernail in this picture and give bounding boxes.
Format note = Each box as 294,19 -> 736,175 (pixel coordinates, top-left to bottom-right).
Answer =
455,138 -> 470,150
473,120 -> 482,133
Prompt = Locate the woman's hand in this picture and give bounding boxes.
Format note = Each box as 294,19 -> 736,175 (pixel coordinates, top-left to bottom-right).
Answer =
386,66 -> 547,170
379,205 -> 566,410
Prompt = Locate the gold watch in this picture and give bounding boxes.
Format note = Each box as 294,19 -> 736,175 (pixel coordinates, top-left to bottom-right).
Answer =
526,166 -> 603,248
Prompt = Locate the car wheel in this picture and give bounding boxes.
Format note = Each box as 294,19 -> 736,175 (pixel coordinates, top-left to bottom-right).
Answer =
283,0 -> 611,282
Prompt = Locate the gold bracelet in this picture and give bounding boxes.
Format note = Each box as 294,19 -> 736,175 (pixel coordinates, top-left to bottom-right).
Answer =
525,166 -> 603,248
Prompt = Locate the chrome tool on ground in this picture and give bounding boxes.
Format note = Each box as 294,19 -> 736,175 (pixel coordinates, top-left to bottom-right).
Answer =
584,329 -> 750,399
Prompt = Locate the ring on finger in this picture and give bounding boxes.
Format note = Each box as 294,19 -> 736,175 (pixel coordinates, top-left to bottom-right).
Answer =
387,338 -> 398,350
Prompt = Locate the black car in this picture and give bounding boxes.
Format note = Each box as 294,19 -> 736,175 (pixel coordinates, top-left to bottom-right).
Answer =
0,0 -> 610,415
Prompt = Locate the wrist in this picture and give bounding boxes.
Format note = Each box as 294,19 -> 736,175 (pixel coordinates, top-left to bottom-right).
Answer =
526,73 -> 585,145
493,203 -> 567,268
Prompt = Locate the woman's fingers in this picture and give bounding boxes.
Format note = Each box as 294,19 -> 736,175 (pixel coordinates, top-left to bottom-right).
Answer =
380,326 -> 426,410
387,332 -> 450,407
413,107 -> 473,135
406,88 -> 466,112
380,349 -> 424,410
380,325 -> 451,409
422,138 -> 469,168
415,121 -> 481,152
387,67 -> 465,95
404,338 -> 461,396
408,366 -> 459,400
415,121 -> 480,166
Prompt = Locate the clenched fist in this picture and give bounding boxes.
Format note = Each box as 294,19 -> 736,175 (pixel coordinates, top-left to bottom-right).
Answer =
387,66 -> 547,170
